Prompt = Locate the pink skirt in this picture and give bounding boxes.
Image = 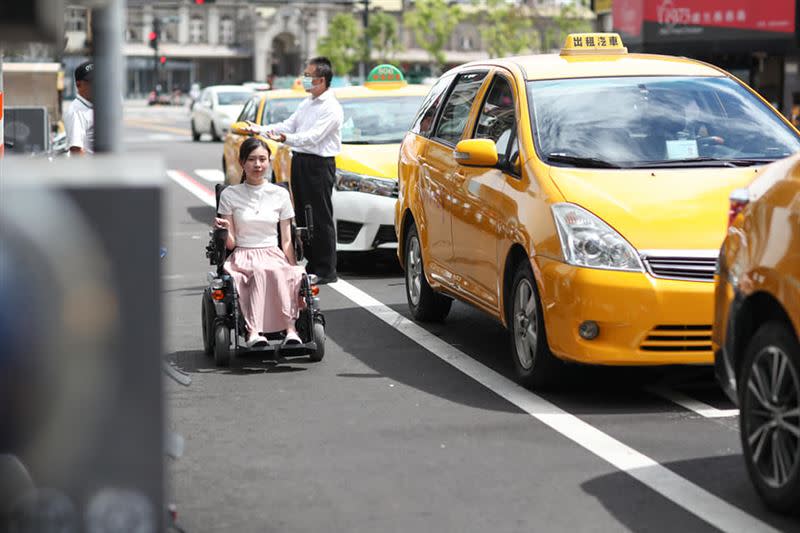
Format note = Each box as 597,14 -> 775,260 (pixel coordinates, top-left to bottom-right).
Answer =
224,247 -> 306,335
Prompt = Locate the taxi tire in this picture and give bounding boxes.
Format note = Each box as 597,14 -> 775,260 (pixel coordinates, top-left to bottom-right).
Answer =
191,120 -> 200,142
507,262 -> 561,390
404,223 -> 451,322
738,321 -> 800,515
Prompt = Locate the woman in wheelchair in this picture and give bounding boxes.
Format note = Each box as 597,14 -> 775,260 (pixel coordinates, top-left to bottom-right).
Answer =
213,137 -> 305,348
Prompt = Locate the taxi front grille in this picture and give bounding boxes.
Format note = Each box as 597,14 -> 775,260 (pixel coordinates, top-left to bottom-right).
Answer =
640,325 -> 713,353
641,251 -> 717,282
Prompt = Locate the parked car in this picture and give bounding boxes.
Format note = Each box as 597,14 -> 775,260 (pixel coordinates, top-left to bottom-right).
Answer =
395,33 -> 800,388
712,154 -> 800,514
190,85 -> 254,141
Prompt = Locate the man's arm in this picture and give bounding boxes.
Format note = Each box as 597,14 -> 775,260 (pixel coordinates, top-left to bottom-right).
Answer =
280,104 -> 342,150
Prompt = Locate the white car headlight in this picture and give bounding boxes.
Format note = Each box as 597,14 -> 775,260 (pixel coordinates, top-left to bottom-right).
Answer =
551,203 -> 643,272
335,170 -> 398,198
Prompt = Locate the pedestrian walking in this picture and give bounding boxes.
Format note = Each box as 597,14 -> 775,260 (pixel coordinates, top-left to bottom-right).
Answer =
64,61 -> 94,155
252,57 -> 343,284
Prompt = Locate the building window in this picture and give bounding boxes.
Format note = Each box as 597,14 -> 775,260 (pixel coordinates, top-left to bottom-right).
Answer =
221,16 -> 235,45
189,16 -> 205,44
65,7 -> 87,32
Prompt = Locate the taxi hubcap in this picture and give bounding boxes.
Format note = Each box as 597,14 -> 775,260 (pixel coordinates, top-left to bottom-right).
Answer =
406,236 -> 422,307
513,278 -> 538,370
744,345 -> 800,489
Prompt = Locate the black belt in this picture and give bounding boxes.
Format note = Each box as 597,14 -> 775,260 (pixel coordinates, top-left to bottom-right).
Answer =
292,151 -> 335,161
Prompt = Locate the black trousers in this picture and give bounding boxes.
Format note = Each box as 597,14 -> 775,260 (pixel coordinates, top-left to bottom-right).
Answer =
290,152 -> 337,278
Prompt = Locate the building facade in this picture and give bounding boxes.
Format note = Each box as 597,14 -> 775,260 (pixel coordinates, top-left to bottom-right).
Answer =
62,0 -> 571,98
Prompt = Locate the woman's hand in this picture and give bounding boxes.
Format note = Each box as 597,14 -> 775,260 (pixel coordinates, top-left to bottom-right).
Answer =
213,217 -> 231,230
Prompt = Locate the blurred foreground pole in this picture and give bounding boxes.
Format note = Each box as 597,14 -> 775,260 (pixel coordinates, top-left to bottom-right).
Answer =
92,0 -> 124,153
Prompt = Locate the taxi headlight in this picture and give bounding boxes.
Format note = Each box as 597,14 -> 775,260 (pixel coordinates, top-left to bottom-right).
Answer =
335,170 -> 398,198
551,203 -> 643,272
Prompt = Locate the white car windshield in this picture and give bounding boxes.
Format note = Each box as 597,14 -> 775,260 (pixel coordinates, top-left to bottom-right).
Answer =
528,76 -> 800,168
341,96 -> 424,144
217,91 -> 253,106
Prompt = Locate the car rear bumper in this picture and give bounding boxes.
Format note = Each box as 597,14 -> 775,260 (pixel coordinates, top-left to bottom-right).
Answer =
536,256 -> 715,366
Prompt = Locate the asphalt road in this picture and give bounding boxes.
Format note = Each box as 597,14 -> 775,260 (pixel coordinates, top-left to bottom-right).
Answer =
125,103 -> 800,533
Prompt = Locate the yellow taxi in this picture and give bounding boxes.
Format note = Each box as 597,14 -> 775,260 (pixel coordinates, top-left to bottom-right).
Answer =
222,87 -> 306,184
227,65 -> 429,253
712,154 -> 800,513
395,33 -> 800,388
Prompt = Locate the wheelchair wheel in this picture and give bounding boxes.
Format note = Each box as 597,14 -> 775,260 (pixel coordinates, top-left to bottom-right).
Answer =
213,324 -> 231,367
201,292 -> 214,356
309,321 -> 325,362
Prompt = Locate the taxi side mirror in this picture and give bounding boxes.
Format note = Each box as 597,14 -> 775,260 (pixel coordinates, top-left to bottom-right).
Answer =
454,139 -> 498,167
230,121 -> 253,135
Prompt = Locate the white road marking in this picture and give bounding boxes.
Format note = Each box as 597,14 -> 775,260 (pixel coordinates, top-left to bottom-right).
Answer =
194,169 -> 225,183
166,169 -> 216,206
647,386 -> 739,418
328,279 -> 776,533
167,169 -> 771,532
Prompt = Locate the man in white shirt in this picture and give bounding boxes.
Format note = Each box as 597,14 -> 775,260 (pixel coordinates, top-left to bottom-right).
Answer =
254,57 -> 343,284
64,61 -> 95,155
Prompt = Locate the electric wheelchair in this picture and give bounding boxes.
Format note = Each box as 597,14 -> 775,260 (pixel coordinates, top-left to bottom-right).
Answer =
201,184 -> 325,367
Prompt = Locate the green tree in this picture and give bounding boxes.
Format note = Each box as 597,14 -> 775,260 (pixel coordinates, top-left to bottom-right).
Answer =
316,13 -> 362,76
545,0 -> 593,51
478,0 -> 539,58
404,0 -> 464,73
366,10 -> 403,64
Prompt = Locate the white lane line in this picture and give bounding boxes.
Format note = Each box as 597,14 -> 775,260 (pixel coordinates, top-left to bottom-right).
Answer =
647,386 -> 739,418
166,174 -> 772,532
328,280 -> 776,533
166,169 -> 216,206
194,169 -> 225,183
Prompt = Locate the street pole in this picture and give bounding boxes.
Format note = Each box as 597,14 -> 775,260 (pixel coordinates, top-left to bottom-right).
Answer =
359,0 -> 370,82
92,0 -> 124,153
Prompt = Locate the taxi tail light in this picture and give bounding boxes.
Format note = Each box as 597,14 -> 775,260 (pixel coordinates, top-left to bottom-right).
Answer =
728,189 -> 749,228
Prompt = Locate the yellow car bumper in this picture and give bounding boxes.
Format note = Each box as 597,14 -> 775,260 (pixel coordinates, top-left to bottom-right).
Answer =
537,256 -> 714,366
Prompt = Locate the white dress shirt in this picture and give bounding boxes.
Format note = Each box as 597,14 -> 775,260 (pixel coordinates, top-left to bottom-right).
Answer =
64,95 -> 94,153
265,88 -> 343,157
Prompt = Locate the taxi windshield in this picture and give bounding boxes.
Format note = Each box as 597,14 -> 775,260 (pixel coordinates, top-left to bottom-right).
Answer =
264,98 -> 303,124
528,76 -> 800,168
341,96 -> 424,144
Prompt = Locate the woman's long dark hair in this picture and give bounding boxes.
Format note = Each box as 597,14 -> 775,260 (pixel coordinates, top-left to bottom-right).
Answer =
239,137 -> 272,181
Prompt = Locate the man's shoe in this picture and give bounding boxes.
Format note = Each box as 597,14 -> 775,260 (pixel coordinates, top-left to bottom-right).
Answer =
315,275 -> 338,285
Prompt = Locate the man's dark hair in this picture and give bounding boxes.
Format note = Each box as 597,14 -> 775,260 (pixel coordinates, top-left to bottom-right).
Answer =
309,57 -> 333,88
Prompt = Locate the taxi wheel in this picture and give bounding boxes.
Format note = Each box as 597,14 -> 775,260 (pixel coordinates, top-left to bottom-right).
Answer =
191,120 -> 200,142
508,262 -> 561,389
404,223 -> 451,322
738,321 -> 800,515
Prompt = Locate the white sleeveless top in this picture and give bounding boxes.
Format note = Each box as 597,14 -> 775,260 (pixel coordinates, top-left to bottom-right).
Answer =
217,182 -> 295,248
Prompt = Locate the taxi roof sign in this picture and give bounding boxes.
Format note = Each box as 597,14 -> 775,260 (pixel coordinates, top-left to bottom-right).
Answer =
560,33 -> 627,56
364,64 -> 407,89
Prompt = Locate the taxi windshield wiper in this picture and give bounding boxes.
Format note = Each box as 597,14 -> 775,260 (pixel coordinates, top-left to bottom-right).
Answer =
630,157 -> 774,169
546,153 -> 621,168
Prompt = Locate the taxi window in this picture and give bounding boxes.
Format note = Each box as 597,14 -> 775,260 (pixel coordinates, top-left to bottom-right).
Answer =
263,98 -> 303,125
528,76 -> 800,168
217,91 -> 252,106
474,74 -> 518,171
410,74 -> 454,137
238,97 -> 259,122
434,71 -> 488,146
340,96 -> 425,143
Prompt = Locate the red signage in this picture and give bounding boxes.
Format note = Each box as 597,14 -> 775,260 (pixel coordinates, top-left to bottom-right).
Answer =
645,0 -> 795,34
614,0 -> 644,38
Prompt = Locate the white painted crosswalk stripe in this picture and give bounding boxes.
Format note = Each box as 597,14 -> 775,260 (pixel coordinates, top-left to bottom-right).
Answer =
647,386 -> 738,418
194,169 -> 225,183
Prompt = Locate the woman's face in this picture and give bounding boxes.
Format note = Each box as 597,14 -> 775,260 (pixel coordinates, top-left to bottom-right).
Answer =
242,146 -> 270,182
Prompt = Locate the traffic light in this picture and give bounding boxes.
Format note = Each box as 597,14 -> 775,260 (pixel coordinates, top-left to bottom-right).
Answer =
149,17 -> 161,50
159,56 -> 167,65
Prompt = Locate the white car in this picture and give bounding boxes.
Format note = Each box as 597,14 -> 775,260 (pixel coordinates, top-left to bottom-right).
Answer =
190,85 -> 254,141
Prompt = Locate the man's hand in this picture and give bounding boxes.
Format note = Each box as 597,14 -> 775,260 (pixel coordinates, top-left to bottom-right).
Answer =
242,122 -> 263,135
265,131 -> 286,143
